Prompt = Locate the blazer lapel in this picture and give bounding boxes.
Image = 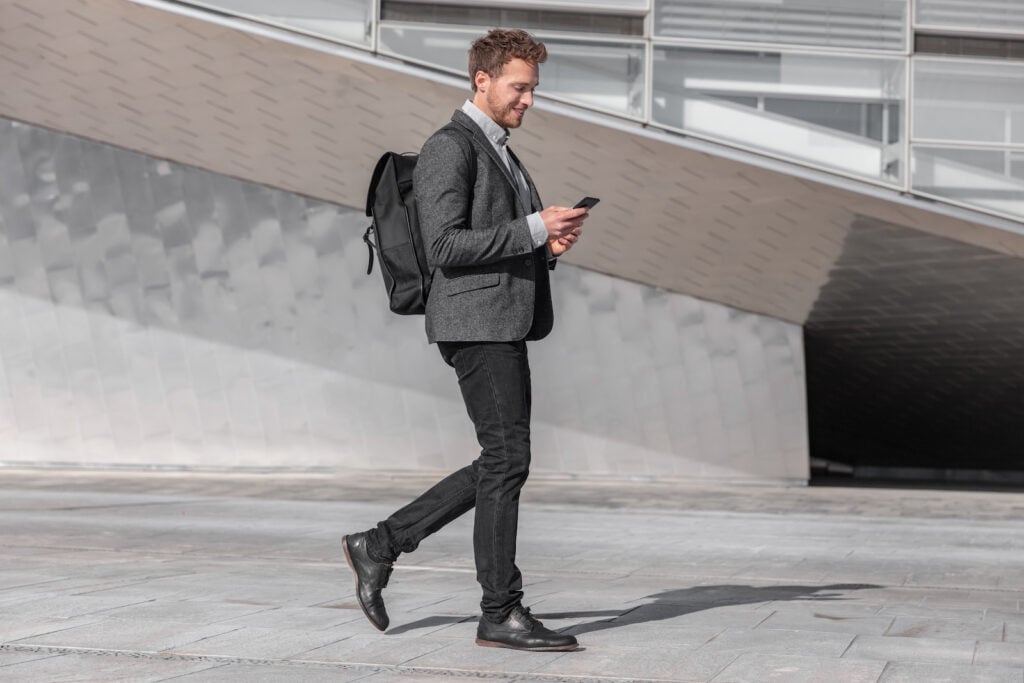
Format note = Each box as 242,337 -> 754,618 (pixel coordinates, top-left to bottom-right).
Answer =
450,110 -> 523,200
507,147 -> 540,212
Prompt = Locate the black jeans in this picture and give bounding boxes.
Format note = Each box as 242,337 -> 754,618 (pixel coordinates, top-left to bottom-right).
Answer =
365,340 -> 532,621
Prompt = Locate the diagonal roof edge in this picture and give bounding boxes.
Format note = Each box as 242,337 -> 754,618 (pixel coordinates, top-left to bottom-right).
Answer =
128,0 -> 1024,238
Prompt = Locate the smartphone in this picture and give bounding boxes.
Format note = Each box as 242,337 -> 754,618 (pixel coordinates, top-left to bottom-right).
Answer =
573,196 -> 600,210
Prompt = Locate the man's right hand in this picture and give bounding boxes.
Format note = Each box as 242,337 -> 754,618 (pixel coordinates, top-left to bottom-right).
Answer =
540,206 -> 588,242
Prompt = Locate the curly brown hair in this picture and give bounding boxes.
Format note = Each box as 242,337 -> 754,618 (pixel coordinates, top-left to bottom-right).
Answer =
468,29 -> 547,92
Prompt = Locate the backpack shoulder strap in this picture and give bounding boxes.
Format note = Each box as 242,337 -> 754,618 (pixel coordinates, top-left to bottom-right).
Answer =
365,152 -> 394,217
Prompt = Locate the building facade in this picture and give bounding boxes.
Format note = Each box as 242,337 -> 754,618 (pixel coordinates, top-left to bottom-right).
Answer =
1,0 -> 1022,482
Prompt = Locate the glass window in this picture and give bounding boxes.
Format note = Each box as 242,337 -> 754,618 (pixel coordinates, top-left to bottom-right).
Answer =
912,146 -> 1024,222
394,0 -> 649,12
186,0 -> 374,47
1012,154 -> 1024,179
378,24 -> 471,74
916,0 -> 1024,37
381,2 -> 644,36
1014,112 -> 1024,146
652,47 -> 906,183
379,24 -> 646,118
914,58 -> 1024,145
653,0 -> 907,52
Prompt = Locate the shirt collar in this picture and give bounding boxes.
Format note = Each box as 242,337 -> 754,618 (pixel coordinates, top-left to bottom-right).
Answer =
462,99 -> 509,148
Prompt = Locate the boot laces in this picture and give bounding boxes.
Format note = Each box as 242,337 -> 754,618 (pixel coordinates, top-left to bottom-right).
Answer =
514,605 -> 543,630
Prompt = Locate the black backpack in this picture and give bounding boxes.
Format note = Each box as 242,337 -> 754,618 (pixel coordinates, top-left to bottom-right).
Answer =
363,126 -> 475,315
363,152 -> 430,315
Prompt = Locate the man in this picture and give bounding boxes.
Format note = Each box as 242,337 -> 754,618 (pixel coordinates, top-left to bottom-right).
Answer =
342,28 -> 588,652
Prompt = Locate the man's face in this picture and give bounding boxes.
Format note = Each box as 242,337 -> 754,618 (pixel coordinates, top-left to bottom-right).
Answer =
475,58 -> 539,129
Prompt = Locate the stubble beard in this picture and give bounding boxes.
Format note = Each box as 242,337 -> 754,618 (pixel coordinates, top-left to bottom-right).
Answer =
489,94 -> 523,129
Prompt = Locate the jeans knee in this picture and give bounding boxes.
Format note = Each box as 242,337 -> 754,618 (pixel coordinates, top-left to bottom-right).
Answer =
478,447 -> 531,480
507,450 -> 531,481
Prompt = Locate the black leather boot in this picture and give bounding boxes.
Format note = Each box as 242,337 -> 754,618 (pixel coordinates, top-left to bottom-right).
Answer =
342,533 -> 393,631
476,605 -> 579,651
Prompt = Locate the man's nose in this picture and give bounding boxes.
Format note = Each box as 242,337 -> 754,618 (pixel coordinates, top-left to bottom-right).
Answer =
521,91 -> 533,108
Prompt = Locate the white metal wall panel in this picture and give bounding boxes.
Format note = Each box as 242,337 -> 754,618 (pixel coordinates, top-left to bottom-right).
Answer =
395,0 -> 650,14
653,0 -> 908,52
916,0 -> 1024,36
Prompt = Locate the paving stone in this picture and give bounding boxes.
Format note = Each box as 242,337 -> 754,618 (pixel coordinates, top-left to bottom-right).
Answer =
855,588 -> 929,607
998,577 -> 1024,591
1005,620 -> 1024,643
985,609 -> 1024,627
0,647 -> 61,666
359,675 -> 519,682
884,615 -> 1006,640
217,605 -> 367,631
975,641 -> 1024,668
957,591 -> 1024,611
876,604 -> 987,620
168,625 -> 349,659
0,571 -> 66,591
843,634 -> 977,664
403,640 -> 569,676
96,599 -> 272,625
298,633 -> 453,666
710,653 -> 887,683
757,610 -> 894,636
757,601 -> 884,619
563,622 -> 724,648
3,471 -> 1024,682
0,651 -> 216,682
696,627 -> 854,658
878,661 -> 1024,682
904,571 -> 1005,589
918,588 -> 1024,611
1,594 -> 159,620
531,644 -> 740,680
383,613 -> 477,639
0,617 -> 98,642
163,662 -> 370,682
822,569 -> 915,586
596,601 -> 773,631
13,619 -> 240,653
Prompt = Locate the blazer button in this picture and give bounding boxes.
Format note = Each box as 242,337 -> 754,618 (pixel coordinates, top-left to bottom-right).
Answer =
523,258 -> 533,267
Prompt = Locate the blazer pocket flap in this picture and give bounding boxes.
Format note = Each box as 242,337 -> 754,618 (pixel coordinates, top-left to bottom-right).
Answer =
446,272 -> 500,296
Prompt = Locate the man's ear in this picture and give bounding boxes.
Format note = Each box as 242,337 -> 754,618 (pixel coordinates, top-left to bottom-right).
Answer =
474,70 -> 490,94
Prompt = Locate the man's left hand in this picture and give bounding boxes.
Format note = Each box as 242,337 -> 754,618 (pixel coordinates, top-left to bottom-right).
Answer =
548,226 -> 581,257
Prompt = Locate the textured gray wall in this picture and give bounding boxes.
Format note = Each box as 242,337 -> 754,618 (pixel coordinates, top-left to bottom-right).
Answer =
0,118 -> 808,481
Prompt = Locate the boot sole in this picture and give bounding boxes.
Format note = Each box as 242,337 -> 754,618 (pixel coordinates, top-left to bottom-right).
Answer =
475,637 -> 578,652
342,536 -> 387,632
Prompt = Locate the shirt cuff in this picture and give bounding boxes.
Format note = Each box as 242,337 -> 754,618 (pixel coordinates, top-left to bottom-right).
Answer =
527,212 -> 547,249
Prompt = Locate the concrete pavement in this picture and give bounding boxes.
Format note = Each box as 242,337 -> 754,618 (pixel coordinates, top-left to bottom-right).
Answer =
1,468 -> 1023,682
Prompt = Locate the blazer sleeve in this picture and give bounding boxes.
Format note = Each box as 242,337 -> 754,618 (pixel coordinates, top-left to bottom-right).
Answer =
415,130 -> 535,269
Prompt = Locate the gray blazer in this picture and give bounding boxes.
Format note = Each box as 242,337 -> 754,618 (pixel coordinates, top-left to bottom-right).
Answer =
414,109 -> 554,343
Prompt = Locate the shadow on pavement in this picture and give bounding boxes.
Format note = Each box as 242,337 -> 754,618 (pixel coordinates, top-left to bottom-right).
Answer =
387,615 -> 475,635
549,583 -> 881,636
387,583 -> 879,636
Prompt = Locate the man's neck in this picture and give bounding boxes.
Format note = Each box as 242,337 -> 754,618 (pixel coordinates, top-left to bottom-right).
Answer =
470,95 -> 497,126
462,100 -> 509,148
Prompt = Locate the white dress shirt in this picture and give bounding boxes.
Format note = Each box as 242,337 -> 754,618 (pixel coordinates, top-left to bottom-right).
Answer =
461,100 -> 548,249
